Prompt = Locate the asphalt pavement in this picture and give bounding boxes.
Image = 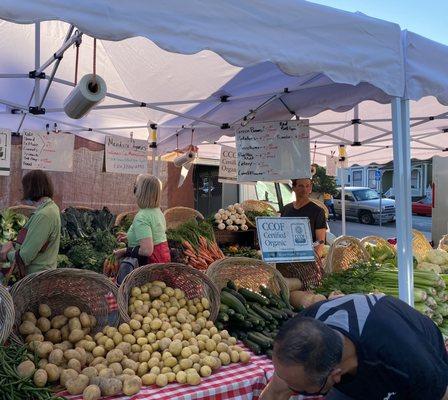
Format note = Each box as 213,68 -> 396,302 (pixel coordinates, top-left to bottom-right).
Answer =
327,215 -> 431,240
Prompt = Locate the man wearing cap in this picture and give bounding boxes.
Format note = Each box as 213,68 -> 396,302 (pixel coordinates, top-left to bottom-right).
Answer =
281,177 -> 327,257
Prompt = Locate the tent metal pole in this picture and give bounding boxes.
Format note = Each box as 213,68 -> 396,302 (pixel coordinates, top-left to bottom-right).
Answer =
309,126 -> 352,144
34,23 -> 41,107
353,105 -> 359,143
50,77 -> 221,127
341,169 -> 346,235
391,97 -> 413,306
0,74 -> 29,79
39,25 -> 75,108
35,30 -> 82,76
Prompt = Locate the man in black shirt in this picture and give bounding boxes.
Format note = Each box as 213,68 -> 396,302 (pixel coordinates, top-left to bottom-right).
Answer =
281,178 -> 326,257
260,294 -> 448,400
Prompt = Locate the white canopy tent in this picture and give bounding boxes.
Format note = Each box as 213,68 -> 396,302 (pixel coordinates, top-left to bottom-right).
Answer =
1,0 -> 448,304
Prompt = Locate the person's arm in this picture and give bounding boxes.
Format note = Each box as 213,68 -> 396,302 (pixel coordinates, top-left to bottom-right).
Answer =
127,215 -> 154,258
138,237 -> 154,257
315,228 -> 326,258
14,214 -> 52,266
260,372 -> 294,400
314,207 -> 327,258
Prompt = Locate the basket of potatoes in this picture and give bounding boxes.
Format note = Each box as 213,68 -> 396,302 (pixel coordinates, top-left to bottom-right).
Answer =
9,268 -> 119,344
118,263 -> 221,322
0,284 -> 14,344
14,270 -> 251,399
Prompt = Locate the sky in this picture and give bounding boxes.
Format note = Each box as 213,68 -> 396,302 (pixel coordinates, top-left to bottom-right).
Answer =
310,0 -> 448,45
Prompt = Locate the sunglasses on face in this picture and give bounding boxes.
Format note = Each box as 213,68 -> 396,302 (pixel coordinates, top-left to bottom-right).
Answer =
293,375 -> 329,397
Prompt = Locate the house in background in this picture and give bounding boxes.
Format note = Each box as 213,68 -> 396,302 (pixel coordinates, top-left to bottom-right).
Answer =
341,158 -> 432,200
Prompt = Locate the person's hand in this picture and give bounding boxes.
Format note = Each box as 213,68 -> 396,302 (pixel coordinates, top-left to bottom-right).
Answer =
260,373 -> 294,400
113,248 -> 127,260
117,232 -> 127,243
0,242 -> 13,262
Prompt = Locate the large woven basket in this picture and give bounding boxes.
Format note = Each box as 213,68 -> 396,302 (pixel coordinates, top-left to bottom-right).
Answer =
241,200 -> 278,228
361,235 -> 396,253
206,257 -> 289,299
9,268 -> 119,344
164,207 -> 204,230
0,285 -> 14,344
276,251 -> 324,291
324,236 -> 370,274
115,210 -> 139,227
118,263 -> 220,322
438,234 -> 448,252
310,198 -> 330,220
7,205 -> 36,217
412,229 -> 432,262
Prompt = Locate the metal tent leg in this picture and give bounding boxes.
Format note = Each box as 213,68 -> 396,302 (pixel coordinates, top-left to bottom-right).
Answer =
391,97 -> 414,306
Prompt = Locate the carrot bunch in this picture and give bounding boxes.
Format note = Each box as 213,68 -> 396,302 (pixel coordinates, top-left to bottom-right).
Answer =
103,254 -> 119,277
183,236 -> 225,270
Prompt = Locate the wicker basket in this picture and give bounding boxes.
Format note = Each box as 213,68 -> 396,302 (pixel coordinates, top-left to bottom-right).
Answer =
438,234 -> 448,252
361,235 -> 396,253
412,229 -> 432,262
276,251 -> 324,290
9,268 -> 119,344
118,263 -> 220,322
324,236 -> 370,274
164,207 -> 204,230
241,200 -> 278,228
115,210 -> 139,227
310,198 -> 330,220
7,205 -> 36,217
206,257 -> 289,300
0,285 -> 14,344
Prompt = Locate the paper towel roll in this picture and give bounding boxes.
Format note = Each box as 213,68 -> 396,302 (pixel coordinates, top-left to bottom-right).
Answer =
63,73 -> 107,119
173,151 -> 197,167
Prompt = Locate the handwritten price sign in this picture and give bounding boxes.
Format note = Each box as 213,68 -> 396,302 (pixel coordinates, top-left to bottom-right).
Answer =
235,120 -> 310,182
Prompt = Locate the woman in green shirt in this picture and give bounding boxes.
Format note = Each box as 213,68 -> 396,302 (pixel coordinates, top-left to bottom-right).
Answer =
115,174 -> 171,283
0,170 -> 61,276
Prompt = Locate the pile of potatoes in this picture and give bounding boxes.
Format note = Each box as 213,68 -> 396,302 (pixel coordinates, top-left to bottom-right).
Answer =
16,281 -> 250,400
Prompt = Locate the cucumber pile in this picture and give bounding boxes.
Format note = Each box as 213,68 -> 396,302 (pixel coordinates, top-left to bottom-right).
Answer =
216,281 -> 296,357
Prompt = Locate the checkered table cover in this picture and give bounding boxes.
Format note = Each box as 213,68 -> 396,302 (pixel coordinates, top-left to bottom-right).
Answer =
62,355 -> 267,400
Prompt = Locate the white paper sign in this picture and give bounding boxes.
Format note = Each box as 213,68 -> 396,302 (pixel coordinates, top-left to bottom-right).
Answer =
236,120 -> 310,182
105,136 -> 149,175
0,130 -> 11,176
22,131 -> 75,172
218,145 -> 237,183
326,155 -> 338,177
256,217 -> 315,263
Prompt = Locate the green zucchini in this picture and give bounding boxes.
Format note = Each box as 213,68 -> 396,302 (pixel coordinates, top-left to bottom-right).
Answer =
247,315 -> 260,327
222,287 -> 247,305
259,286 -> 274,298
231,313 -> 245,322
280,289 -> 293,310
215,321 -> 224,330
242,338 -> 262,355
263,307 -> 286,320
219,304 -> 229,313
238,288 -> 270,306
247,332 -> 273,348
221,291 -> 248,315
252,331 -> 274,346
218,312 -> 229,322
227,280 -> 238,291
226,308 -> 236,316
283,309 -> 296,318
234,319 -> 252,329
249,302 -> 273,321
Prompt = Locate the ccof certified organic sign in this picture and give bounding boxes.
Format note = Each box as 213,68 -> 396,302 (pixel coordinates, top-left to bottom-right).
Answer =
256,217 -> 315,263
218,145 -> 237,183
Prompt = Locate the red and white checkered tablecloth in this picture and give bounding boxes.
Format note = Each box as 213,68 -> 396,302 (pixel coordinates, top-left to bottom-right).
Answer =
62,357 -> 268,400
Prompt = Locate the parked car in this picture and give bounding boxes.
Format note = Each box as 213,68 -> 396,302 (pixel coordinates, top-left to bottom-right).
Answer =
333,187 -> 396,224
412,197 -> 432,216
